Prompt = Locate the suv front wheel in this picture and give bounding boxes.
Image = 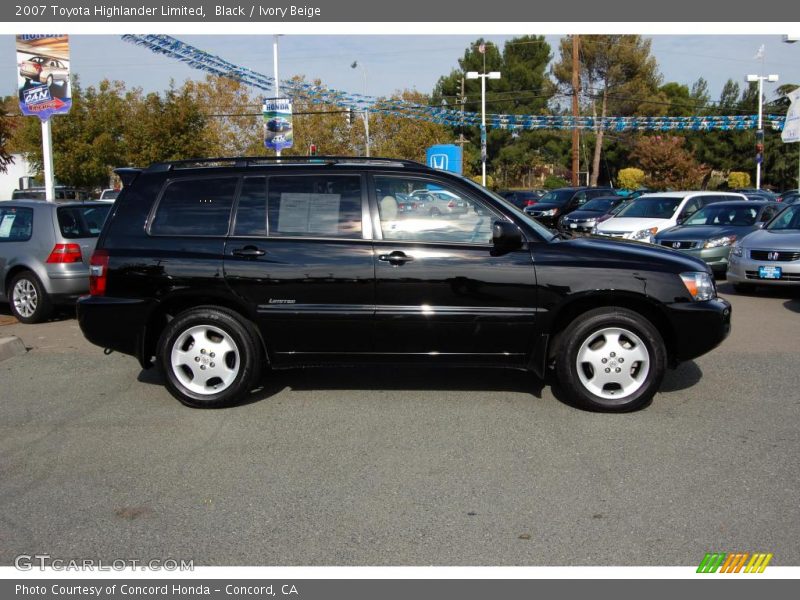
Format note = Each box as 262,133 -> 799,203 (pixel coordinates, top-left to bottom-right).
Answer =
158,307 -> 262,408
555,307 -> 667,412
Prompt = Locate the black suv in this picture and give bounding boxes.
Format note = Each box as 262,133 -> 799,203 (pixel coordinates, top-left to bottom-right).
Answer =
524,187 -> 616,228
78,157 -> 731,412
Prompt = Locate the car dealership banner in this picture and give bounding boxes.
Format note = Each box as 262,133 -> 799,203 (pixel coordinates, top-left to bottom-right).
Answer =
263,98 -> 293,152
16,34 -> 71,121
781,88 -> 800,144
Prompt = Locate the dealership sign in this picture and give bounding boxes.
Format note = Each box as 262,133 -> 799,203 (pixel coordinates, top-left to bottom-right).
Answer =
781,87 -> 800,144
263,98 -> 293,151
16,34 -> 71,121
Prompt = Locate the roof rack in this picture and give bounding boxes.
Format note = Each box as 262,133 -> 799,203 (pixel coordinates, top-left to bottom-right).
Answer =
146,156 -> 427,172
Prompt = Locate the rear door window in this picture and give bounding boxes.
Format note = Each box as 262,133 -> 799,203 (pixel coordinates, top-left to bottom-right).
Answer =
0,207 -> 33,242
57,205 -> 112,238
151,177 -> 238,236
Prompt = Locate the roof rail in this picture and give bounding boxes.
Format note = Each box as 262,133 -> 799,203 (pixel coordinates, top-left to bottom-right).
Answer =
145,156 -> 427,172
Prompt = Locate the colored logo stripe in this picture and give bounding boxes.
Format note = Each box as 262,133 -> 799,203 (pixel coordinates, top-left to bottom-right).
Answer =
697,553 -> 726,573
697,552 -> 773,573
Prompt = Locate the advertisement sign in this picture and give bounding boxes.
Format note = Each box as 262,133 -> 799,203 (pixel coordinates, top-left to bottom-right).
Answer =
263,98 -> 293,151
16,34 -> 71,121
781,87 -> 800,144
426,144 -> 463,174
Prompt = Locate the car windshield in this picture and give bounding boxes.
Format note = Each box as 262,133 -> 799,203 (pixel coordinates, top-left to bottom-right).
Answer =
57,205 -> 112,238
766,204 -> 800,231
615,196 -> 683,219
538,190 -> 575,205
580,198 -> 617,212
461,178 -> 554,240
685,205 -> 758,226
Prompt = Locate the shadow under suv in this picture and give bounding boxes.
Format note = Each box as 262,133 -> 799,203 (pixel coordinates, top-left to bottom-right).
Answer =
78,157 -> 731,412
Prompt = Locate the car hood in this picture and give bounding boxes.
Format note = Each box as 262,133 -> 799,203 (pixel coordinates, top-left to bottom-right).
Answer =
562,236 -> 710,273
528,201 -> 566,211
563,209 -> 603,220
740,228 -> 800,248
596,217 -> 673,233
656,224 -> 751,241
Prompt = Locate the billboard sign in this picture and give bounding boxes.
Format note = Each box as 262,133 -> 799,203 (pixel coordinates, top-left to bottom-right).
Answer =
426,144 -> 463,175
263,98 -> 293,151
781,87 -> 800,144
17,34 -> 71,121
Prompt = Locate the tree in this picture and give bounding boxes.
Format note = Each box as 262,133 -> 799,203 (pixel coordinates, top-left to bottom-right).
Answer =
618,167 -> 645,190
553,35 -> 663,186
631,136 -> 707,190
433,36 -> 554,183
0,102 -> 16,173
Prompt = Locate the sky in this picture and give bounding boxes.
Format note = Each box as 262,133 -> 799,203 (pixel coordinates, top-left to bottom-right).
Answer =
2,34 -> 799,107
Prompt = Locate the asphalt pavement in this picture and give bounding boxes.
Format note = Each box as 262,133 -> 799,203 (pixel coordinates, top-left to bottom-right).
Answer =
1,283 -> 799,566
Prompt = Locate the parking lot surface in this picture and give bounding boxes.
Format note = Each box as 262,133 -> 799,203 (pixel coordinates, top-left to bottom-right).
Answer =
1,283 -> 799,566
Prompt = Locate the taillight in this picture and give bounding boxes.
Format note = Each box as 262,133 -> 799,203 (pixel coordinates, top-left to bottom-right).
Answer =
89,249 -> 109,296
447,200 -> 456,208
46,243 -> 82,264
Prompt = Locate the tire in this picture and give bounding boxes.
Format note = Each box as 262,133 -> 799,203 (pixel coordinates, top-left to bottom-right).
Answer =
554,307 -> 667,412
157,307 -> 262,408
733,282 -> 754,293
45,74 -> 53,87
9,271 -> 52,324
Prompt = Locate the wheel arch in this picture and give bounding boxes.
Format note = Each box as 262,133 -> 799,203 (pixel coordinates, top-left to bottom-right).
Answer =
138,292 -> 269,369
544,291 -> 677,368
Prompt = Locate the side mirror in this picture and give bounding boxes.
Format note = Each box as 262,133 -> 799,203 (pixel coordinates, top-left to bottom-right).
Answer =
492,220 -> 523,250
756,221 -> 766,229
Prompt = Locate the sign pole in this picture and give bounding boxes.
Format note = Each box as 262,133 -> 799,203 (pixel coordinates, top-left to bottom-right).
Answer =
42,119 -> 55,202
273,35 -> 281,158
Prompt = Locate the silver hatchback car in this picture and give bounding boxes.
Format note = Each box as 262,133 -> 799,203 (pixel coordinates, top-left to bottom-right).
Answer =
0,201 -> 111,323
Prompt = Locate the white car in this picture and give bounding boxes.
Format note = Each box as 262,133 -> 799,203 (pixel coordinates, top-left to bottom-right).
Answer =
594,191 -> 746,243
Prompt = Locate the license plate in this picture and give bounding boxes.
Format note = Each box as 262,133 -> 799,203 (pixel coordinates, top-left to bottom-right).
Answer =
758,265 -> 782,279
569,223 -> 577,229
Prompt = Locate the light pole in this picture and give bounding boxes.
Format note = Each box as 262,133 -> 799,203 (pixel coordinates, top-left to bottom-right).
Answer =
746,72 -> 779,189
273,34 -> 282,158
783,35 -> 800,190
351,61 -> 370,157
466,70 -> 501,186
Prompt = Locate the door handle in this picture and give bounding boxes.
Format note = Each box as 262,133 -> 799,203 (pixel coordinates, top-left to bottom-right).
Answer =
232,245 -> 266,258
378,251 -> 414,265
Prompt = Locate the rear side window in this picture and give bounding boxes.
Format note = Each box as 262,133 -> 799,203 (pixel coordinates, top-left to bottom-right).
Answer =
0,207 -> 33,242
57,205 -> 111,239
151,177 -> 238,236
266,175 -> 362,238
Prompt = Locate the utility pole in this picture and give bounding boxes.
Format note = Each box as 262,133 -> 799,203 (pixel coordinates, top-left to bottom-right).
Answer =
746,72 -> 779,189
455,77 -> 468,149
571,35 -> 580,187
467,69 -> 501,186
273,34 -> 281,158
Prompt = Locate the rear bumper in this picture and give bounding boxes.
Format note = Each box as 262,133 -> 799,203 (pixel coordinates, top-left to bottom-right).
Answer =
665,297 -> 732,363
77,296 -> 152,358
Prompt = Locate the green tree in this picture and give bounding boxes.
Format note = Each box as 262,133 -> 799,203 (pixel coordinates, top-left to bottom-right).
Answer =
0,101 -> 16,173
727,171 -> 751,188
552,35 -> 663,186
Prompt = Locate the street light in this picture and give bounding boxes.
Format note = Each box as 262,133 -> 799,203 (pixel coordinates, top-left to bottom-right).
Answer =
351,61 -> 370,157
466,70 -> 501,186
783,35 -> 800,189
745,73 -> 779,189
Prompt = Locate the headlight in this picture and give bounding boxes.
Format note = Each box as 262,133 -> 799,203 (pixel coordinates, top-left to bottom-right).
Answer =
731,243 -> 744,257
630,227 -> 658,242
583,218 -> 597,227
540,208 -> 559,217
680,272 -> 715,301
703,235 -> 736,249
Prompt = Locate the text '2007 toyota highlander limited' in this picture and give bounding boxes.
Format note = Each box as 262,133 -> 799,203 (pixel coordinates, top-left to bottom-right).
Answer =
77,157 -> 731,412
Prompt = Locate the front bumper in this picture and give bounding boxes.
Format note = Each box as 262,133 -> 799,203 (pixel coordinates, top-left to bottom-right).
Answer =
665,297 -> 732,363
727,253 -> 800,285
671,246 -> 732,274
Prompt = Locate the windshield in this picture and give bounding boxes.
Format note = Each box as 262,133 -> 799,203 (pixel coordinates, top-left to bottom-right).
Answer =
580,198 -> 617,212
538,189 -> 575,205
685,205 -> 758,226
615,196 -> 682,219
766,204 -> 800,231
57,205 -> 112,238
461,178 -> 554,240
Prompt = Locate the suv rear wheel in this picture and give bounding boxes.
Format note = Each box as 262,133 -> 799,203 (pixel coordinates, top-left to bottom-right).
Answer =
555,307 -> 667,412
9,271 -> 52,324
158,307 -> 262,408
